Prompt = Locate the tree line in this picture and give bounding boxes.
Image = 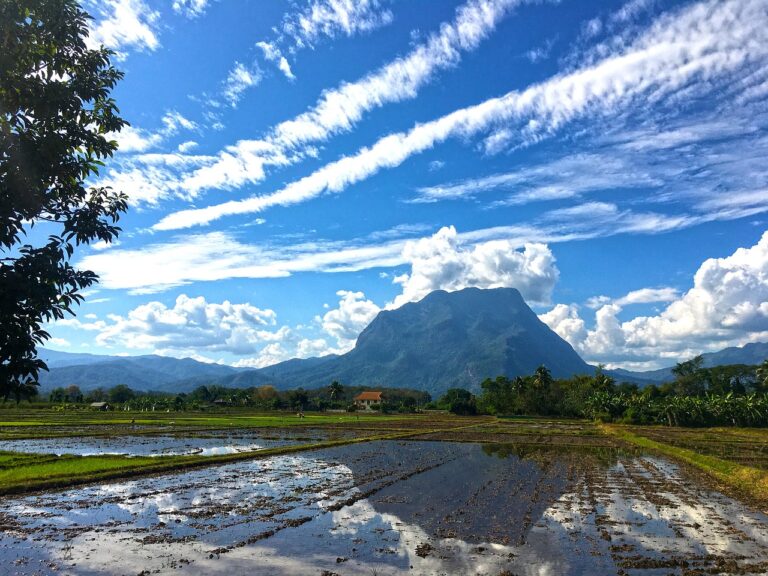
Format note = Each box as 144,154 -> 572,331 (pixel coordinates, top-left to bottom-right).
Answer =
435,357 -> 768,427
43,381 -> 430,413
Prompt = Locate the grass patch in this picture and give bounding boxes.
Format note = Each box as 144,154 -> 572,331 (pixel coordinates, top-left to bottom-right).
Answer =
601,424 -> 768,506
0,411 -> 409,428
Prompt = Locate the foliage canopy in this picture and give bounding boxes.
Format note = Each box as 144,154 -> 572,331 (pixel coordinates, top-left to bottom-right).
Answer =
0,0 -> 127,401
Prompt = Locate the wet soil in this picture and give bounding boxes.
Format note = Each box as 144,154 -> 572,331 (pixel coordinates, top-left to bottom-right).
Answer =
2,439 -> 768,575
628,426 -> 768,471
0,428 -> 360,458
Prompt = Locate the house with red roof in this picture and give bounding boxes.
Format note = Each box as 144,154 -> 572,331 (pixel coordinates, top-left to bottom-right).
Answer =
354,391 -> 383,411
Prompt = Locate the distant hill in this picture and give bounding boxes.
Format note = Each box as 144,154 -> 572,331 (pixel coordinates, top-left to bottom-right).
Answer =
250,287 -> 592,396
611,341 -> 768,384
38,348 -> 117,369
37,351 -> 244,392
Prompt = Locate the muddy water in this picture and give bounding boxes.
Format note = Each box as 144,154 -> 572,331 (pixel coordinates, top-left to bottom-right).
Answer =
2,441 -> 768,575
0,429 -> 349,457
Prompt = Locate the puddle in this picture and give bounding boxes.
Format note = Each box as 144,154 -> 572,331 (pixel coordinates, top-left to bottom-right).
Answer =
0,429 -> 348,457
2,441 -> 768,574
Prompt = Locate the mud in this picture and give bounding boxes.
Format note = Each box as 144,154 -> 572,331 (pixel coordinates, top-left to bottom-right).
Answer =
0,429 -> 356,457
2,440 -> 768,575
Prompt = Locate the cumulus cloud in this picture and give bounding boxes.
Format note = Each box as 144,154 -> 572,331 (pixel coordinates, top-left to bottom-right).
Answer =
154,0 -> 768,230
177,141 -> 199,153
86,0 -> 160,57
91,294 -> 282,357
540,232 -> 768,368
46,337 -> 71,349
232,343 -> 290,369
392,226 -> 559,307
60,294 -> 354,368
538,304 -> 588,347
321,291 -> 381,350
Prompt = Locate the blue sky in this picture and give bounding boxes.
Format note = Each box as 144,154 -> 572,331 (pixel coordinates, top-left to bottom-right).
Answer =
46,0 -> 768,371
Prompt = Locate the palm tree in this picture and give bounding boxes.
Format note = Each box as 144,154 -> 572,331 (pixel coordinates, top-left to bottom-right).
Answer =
533,365 -> 553,389
329,381 -> 344,402
756,360 -> 768,392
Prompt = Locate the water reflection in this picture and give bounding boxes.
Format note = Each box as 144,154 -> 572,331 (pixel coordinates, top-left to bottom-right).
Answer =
2,441 -> 768,575
0,429 -> 342,457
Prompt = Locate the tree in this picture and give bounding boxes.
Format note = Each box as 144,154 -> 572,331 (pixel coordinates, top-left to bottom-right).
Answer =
438,388 -> 477,415
0,1 -> 127,401
287,388 -> 309,411
108,384 -> 134,404
65,384 -> 82,403
756,360 -> 768,393
329,380 -> 344,403
672,356 -> 706,395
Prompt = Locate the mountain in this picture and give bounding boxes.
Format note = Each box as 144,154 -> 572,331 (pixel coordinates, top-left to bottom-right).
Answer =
37,351 -> 244,392
37,289 -> 768,396
248,287 -> 592,395
38,348 -> 118,369
611,341 -> 768,384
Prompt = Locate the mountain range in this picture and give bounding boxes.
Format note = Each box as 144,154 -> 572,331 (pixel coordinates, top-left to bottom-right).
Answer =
37,287 -> 768,396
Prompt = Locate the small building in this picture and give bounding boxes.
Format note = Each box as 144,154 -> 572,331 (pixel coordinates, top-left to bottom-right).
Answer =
354,391 -> 383,411
89,402 -> 110,411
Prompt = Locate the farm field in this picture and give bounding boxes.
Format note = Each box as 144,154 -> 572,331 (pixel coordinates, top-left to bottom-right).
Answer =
2,411 -> 768,574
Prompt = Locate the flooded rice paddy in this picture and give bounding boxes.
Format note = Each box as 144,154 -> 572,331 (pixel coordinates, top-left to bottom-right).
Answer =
3,439 -> 768,575
0,429 -> 353,457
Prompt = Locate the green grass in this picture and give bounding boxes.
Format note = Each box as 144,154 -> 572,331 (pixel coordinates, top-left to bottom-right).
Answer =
0,410 -> 424,440
0,411 -> 407,428
601,424 -> 768,505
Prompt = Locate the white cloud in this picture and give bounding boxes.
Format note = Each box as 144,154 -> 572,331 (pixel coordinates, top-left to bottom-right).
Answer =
251,0 -> 394,80
236,343 -> 292,368
222,62 -> 262,107
540,231 -> 768,368
46,337 -> 71,349
151,0 -> 522,204
611,0 -> 656,25
111,111 -> 197,155
297,338 -> 335,358
321,291 -> 381,350
78,231 -> 408,294
524,37 -> 555,63
83,195 -> 768,296
256,42 -> 295,80
410,155 -> 659,205
538,304 -> 588,347
172,0 -> 210,18
392,226 -> 559,307
97,166 -> 180,206
90,240 -> 121,251
86,0 -> 160,57
614,287 -> 679,306
111,125 -> 164,154
283,0 -> 393,49
177,141 -> 199,153
92,294 -> 281,356
157,0 -> 768,230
